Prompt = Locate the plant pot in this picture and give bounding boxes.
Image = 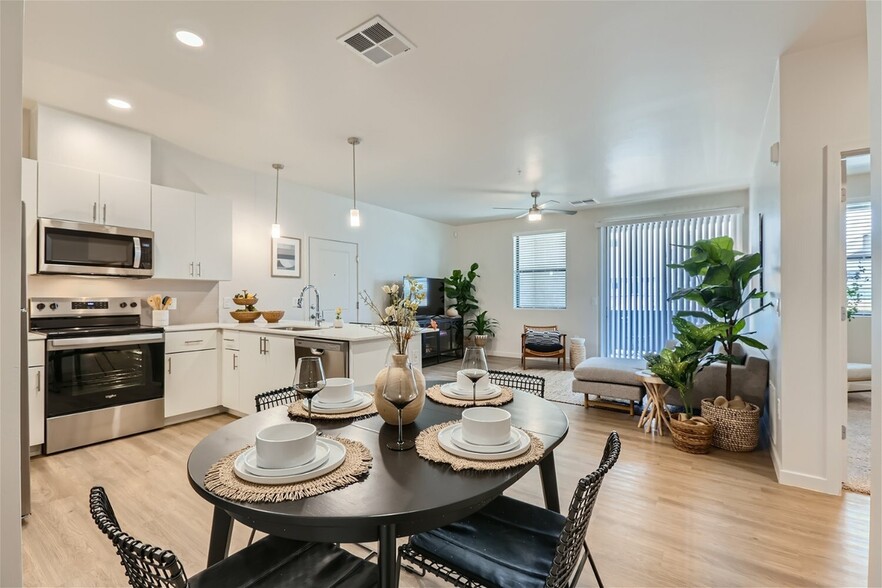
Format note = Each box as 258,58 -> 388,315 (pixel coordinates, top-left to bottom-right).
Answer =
333,318 -> 344,328
669,414 -> 715,454
473,334 -> 488,347
374,354 -> 426,425
700,398 -> 760,452
445,307 -> 459,317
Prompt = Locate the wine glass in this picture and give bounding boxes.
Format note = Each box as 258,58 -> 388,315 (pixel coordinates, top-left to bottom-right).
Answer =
294,357 -> 326,425
383,364 -> 419,451
461,346 -> 489,407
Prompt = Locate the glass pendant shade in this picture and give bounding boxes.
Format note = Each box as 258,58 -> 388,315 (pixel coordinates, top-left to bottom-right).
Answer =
271,223 -> 281,239
349,208 -> 361,227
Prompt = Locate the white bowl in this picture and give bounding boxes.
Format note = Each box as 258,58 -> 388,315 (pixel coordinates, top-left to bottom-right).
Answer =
457,370 -> 490,392
255,422 -> 316,469
461,407 -> 512,446
318,377 -> 355,403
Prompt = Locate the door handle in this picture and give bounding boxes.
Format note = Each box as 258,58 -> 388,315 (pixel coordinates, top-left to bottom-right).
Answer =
264,337 -> 270,354
36,370 -> 41,392
233,353 -> 238,370
259,337 -> 265,354
189,262 -> 194,277
168,357 -> 172,374
103,203 -> 107,224
92,202 -> 97,222
197,262 -> 201,277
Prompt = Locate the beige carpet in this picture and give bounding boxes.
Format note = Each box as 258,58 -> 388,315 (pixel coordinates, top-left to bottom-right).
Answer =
508,365 -> 582,405
844,391 -> 872,495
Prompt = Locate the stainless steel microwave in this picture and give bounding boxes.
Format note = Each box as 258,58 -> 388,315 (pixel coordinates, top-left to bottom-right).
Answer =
38,218 -> 154,278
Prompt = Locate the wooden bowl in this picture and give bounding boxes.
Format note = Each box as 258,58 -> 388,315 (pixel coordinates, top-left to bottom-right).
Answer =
230,310 -> 261,323
232,296 -> 258,306
261,310 -> 285,323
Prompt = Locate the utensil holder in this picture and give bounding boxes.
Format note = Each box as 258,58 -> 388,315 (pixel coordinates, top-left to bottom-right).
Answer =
151,310 -> 169,327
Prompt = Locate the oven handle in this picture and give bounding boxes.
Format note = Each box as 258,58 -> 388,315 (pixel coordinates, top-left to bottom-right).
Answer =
47,333 -> 165,350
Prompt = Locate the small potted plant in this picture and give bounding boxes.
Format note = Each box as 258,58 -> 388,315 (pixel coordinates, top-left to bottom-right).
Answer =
644,317 -> 727,454
334,307 -> 344,328
465,310 -> 498,348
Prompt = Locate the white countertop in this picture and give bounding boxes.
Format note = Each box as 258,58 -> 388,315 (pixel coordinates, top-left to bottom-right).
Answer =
164,320 -> 392,342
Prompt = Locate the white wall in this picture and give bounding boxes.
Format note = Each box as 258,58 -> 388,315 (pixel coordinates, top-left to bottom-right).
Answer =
451,189 -> 748,359
0,2 -> 24,585
749,63 -> 782,454
777,35 -> 869,493
866,0 -> 881,582
848,315 -> 872,364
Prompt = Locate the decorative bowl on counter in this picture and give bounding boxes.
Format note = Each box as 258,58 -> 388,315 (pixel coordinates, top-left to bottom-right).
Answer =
230,310 -> 261,323
261,310 -> 285,323
232,296 -> 258,307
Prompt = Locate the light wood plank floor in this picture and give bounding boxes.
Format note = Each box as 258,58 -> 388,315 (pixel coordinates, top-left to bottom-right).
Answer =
23,357 -> 870,587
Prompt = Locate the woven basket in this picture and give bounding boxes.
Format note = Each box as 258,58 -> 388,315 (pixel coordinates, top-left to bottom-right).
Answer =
700,398 -> 760,452
669,415 -> 715,454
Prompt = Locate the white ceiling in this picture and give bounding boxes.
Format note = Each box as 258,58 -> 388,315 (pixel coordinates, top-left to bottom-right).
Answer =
22,1 -> 866,225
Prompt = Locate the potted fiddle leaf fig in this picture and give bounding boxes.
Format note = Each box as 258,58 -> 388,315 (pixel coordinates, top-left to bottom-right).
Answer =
465,310 -> 499,347
444,263 -> 480,318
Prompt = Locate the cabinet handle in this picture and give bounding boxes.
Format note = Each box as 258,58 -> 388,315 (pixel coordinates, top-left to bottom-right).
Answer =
233,353 -> 238,370
36,370 -> 41,392
102,203 -> 107,224
92,202 -> 97,222
197,262 -> 202,277
184,339 -> 203,344
264,337 -> 269,354
189,262 -> 194,277
168,357 -> 172,374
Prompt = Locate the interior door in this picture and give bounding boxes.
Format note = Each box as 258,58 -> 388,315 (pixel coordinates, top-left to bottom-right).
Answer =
309,238 -> 358,322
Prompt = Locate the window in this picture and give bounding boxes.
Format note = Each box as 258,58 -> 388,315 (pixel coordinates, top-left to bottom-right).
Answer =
513,231 -> 566,309
600,211 -> 741,359
846,201 -> 871,315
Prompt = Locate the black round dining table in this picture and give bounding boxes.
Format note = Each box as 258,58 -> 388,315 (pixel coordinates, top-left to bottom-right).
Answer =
187,381 -> 570,588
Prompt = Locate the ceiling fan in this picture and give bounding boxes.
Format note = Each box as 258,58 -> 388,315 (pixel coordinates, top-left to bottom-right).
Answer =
493,191 -> 577,221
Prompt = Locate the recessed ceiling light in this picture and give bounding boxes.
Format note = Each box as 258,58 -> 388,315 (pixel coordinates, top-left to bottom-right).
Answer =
106,98 -> 132,110
175,30 -> 204,48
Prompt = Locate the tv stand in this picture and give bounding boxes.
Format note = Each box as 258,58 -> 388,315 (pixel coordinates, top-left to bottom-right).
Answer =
416,315 -> 463,366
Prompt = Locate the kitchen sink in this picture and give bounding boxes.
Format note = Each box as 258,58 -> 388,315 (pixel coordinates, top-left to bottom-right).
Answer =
266,325 -> 323,331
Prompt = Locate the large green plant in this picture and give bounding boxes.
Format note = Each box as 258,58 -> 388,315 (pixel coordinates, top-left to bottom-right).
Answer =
669,236 -> 772,400
465,310 -> 499,337
444,263 -> 480,317
644,317 -> 729,418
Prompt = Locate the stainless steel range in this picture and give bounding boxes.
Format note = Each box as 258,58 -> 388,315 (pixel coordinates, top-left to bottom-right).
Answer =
30,297 -> 165,454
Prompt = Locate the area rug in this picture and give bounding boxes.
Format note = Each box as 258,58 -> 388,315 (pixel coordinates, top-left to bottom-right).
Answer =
844,391 -> 872,495
505,366 -> 582,406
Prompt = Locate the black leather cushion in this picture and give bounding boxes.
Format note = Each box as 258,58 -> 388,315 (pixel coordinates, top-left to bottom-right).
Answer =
190,538 -> 377,588
525,330 -> 563,353
525,342 -> 564,353
410,495 -> 565,588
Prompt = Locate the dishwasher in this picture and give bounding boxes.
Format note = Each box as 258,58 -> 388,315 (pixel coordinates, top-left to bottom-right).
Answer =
294,337 -> 350,378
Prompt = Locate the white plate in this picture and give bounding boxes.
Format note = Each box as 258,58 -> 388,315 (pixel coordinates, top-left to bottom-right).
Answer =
306,392 -> 373,414
439,382 -> 501,400
437,423 -> 531,461
234,438 -> 346,485
242,443 -> 330,477
448,424 -> 522,454
312,393 -> 364,409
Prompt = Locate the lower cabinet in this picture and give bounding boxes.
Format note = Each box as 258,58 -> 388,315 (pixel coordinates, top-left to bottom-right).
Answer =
221,348 -> 240,413
236,332 -> 295,415
28,366 -> 44,447
165,348 -> 219,419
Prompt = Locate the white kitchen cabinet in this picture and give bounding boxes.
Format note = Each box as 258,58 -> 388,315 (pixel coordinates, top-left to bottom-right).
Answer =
222,348 -> 240,413
28,339 -> 45,448
38,160 -> 151,229
151,184 -> 232,281
100,173 -> 151,229
164,331 -> 219,419
38,161 -> 100,224
236,333 -> 295,415
22,158 -> 37,275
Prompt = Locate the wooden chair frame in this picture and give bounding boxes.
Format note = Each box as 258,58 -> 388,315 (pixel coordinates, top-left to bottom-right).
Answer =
521,325 -> 567,371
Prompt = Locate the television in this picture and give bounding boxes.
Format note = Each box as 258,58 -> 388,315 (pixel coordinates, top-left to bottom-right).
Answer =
404,277 -> 445,317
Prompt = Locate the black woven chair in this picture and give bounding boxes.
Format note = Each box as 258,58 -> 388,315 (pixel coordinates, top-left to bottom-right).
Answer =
254,386 -> 299,412
399,431 -> 621,588
488,370 -> 545,398
89,486 -> 377,588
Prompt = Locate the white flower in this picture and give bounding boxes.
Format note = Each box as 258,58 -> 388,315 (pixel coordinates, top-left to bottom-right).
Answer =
382,285 -> 392,294
391,284 -> 400,293
385,305 -> 395,316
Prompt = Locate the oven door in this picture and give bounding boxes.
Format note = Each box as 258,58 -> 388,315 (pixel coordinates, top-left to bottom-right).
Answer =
38,218 -> 154,278
45,333 -> 164,418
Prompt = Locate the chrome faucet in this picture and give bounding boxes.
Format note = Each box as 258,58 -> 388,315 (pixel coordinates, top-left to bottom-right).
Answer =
296,285 -> 322,326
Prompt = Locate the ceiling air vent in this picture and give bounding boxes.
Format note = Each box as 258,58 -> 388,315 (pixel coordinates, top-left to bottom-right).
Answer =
338,16 -> 415,66
569,198 -> 597,206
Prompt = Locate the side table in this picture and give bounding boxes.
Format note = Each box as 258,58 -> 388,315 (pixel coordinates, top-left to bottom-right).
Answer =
637,371 -> 672,435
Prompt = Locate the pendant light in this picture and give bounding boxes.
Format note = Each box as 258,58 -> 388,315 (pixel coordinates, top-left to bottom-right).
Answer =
348,137 -> 361,227
271,163 -> 284,238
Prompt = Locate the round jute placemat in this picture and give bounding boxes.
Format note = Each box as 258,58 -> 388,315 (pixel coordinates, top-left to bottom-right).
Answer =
415,420 -> 544,472
204,437 -> 372,503
287,399 -> 378,422
425,385 -> 514,408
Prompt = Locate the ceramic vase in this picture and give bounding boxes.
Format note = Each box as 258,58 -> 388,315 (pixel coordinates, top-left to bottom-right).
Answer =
374,353 -> 426,425
445,307 -> 459,317
333,318 -> 344,328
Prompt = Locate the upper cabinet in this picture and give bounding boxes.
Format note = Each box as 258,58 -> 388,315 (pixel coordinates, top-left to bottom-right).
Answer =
151,185 -> 232,281
37,162 -> 151,230
22,158 -> 37,275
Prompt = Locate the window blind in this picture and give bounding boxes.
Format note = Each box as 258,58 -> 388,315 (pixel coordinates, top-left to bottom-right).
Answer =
601,212 -> 741,359
846,201 -> 872,315
513,231 -> 566,309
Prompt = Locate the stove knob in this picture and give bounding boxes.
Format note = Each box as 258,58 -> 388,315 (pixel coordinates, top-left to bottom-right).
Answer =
49,303 -> 58,311
120,302 -> 128,308
36,303 -> 45,311
130,301 -> 137,308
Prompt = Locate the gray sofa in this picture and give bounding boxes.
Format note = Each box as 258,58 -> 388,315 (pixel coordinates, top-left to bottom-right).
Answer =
572,343 -> 770,414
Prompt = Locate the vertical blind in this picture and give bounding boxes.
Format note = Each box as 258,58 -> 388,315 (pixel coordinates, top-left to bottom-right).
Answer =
513,231 -> 567,309
601,212 -> 741,359
846,201 -> 872,314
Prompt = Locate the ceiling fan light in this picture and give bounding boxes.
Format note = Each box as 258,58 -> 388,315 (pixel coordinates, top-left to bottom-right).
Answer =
350,208 -> 361,227
528,210 -> 542,221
